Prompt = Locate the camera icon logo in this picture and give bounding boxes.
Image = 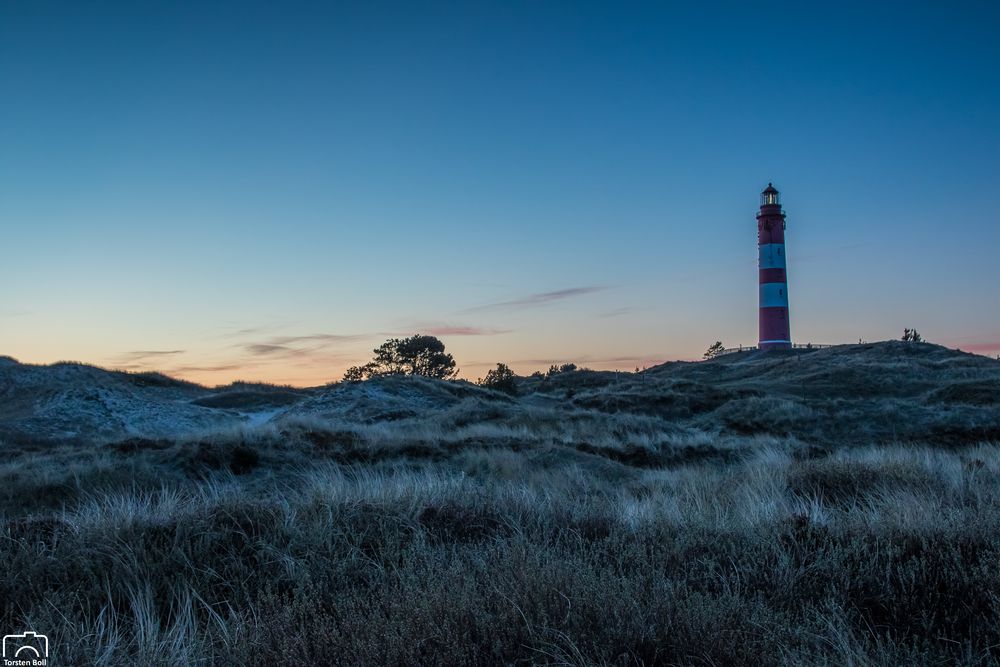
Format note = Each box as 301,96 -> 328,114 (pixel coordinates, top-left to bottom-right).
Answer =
2,631 -> 49,660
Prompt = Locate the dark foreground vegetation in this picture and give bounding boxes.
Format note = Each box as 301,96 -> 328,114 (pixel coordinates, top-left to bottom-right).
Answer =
2,342 -> 1000,665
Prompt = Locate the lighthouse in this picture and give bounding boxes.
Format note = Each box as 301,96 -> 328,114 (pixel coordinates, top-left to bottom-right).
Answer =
757,183 -> 791,350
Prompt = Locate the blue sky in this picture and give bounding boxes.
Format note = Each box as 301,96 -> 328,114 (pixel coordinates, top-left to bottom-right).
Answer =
2,1 -> 998,384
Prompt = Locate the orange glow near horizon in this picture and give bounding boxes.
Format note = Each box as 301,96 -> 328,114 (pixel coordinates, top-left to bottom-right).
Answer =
5,335 -> 999,388
2,341 -> 680,388
5,313 -> 998,388
114,351 -> 679,388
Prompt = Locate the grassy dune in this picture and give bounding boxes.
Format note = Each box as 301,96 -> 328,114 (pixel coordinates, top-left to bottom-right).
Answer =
2,342 -> 1000,665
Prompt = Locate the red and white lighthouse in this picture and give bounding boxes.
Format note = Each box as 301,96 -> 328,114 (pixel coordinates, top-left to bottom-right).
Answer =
757,183 -> 791,350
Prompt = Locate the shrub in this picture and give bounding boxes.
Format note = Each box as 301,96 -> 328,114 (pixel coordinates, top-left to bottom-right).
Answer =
704,341 -> 725,359
547,363 -> 577,377
478,363 -> 518,395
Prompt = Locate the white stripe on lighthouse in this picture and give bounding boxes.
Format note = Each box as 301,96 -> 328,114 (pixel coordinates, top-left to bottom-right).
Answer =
758,243 -> 786,269
759,282 -> 789,307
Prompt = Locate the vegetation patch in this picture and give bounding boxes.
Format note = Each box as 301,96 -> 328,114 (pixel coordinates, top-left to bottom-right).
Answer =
787,459 -> 943,504
929,380 -> 1000,406
192,390 -> 304,409
575,441 -> 738,468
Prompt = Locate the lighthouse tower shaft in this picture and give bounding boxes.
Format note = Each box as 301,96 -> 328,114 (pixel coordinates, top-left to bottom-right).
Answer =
757,184 -> 791,350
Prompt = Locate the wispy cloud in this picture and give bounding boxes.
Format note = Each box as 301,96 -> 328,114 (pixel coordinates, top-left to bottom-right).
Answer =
597,307 -> 635,318
266,333 -> 370,345
239,332 -> 373,361
412,323 -> 511,336
462,286 -> 608,313
245,344 -> 293,356
113,350 -> 186,364
168,363 -> 243,373
217,324 -> 290,339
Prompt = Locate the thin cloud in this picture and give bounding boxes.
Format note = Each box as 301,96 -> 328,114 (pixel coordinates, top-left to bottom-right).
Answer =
414,323 -> 511,336
597,307 -> 635,318
240,333 -> 373,360
267,333 -> 370,345
168,363 -> 243,373
285,352 -> 355,367
225,326 -> 275,338
215,323 -> 293,340
114,350 -> 186,364
243,344 -> 339,360
462,286 -> 608,313
245,344 -> 293,356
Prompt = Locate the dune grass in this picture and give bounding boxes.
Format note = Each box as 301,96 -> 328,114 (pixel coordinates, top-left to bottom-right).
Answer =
3,416 -> 1000,666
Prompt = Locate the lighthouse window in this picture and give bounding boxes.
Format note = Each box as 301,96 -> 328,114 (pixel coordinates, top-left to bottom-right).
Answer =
779,289 -> 783,296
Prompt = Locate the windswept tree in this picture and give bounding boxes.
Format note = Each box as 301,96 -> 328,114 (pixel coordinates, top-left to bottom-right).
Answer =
343,335 -> 458,381
478,363 -> 518,395
704,341 -> 725,359
902,328 -> 923,343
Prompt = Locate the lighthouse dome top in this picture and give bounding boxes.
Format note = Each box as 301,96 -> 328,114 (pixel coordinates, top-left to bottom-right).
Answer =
761,183 -> 780,206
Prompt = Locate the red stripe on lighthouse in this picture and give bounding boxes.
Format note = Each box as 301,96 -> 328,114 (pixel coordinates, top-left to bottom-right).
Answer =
759,268 -> 786,283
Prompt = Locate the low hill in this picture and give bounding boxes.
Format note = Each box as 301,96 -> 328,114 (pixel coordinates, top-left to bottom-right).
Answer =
1,341 -> 997,447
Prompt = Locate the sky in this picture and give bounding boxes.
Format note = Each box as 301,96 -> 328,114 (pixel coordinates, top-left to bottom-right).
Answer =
1,1 -> 998,386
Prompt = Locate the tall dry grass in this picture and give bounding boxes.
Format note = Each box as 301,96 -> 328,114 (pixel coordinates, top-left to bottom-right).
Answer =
3,415 -> 1000,665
